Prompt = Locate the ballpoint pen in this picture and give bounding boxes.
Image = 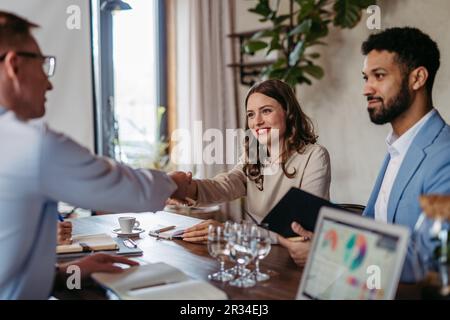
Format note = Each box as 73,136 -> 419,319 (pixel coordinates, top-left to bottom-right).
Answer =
153,225 -> 176,234
124,238 -> 138,248
58,207 -> 77,222
287,236 -> 311,242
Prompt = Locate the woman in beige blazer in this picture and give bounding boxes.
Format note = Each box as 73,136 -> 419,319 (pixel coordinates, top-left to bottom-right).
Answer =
175,79 -> 331,243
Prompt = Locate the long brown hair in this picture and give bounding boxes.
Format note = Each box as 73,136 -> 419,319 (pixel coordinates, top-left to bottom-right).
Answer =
243,80 -> 317,191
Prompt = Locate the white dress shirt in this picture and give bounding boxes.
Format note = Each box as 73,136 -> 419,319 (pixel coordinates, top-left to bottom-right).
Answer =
374,109 -> 436,222
0,106 -> 176,299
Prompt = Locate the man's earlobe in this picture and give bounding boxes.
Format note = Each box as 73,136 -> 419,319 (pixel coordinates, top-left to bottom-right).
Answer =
4,52 -> 19,79
412,67 -> 428,91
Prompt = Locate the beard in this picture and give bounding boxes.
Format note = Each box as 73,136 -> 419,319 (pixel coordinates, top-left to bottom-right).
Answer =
367,77 -> 412,125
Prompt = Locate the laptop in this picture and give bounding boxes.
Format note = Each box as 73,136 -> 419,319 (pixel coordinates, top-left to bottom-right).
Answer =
296,207 -> 410,300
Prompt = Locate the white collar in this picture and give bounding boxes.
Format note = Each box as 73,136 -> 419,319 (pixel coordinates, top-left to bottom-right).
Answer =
385,109 -> 436,157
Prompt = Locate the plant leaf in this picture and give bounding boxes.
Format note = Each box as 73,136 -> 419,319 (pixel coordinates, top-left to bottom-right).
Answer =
289,41 -> 305,66
333,0 -> 376,29
302,64 -> 324,79
308,52 -> 321,59
267,35 -> 283,55
243,40 -> 268,55
306,17 -> 329,42
274,14 -> 291,26
299,76 -> 313,85
268,67 -> 288,80
283,66 -> 305,87
248,0 -> 273,18
251,29 -> 276,40
295,0 -> 315,21
288,19 -> 312,37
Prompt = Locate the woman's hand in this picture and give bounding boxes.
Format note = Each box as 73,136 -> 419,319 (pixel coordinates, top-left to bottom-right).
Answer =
57,221 -> 73,245
166,197 -> 196,207
277,222 -> 314,267
182,219 -> 222,244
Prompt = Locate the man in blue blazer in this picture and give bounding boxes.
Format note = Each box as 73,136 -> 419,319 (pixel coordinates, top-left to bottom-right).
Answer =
280,27 -> 449,285
361,27 -> 450,282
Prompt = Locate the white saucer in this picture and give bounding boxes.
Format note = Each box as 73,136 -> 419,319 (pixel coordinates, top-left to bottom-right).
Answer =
112,228 -> 145,237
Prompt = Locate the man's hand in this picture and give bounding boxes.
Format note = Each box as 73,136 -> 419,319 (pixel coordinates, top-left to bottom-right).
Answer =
278,222 -> 314,267
168,171 -> 191,200
57,253 -> 139,282
57,221 -> 73,245
168,171 -> 197,203
182,219 -> 222,244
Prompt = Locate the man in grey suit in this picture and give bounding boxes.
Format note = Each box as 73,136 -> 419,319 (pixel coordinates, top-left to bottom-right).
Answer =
0,11 -> 189,299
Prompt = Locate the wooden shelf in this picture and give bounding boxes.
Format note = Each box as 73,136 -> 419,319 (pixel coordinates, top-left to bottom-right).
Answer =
227,28 -> 272,39
227,28 -> 281,86
227,60 -> 276,68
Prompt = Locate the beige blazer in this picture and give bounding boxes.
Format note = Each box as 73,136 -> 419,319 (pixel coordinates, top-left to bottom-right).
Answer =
196,144 -> 331,221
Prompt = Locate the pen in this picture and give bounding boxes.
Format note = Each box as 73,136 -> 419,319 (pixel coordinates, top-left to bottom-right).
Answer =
124,238 -> 138,248
287,236 -> 310,242
58,214 -> 64,222
154,225 -> 176,233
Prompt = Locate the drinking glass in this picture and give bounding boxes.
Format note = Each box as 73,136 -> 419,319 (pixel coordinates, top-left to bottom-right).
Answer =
253,224 -> 272,281
223,221 -> 250,276
229,223 -> 258,288
207,224 -> 233,282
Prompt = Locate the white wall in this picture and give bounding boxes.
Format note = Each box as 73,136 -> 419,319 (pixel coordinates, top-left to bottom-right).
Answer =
234,0 -> 450,205
0,0 -> 95,150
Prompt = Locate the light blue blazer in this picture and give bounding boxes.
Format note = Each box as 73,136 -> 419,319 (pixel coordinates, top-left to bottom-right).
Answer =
364,110 -> 450,282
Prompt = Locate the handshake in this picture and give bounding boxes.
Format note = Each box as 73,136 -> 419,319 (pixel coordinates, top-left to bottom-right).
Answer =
168,171 -> 198,206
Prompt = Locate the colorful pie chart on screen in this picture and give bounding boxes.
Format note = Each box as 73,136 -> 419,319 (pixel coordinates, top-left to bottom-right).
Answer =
344,234 -> 367,271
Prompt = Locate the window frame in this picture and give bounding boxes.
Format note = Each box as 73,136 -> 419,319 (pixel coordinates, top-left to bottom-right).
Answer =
91,0 -> 168,159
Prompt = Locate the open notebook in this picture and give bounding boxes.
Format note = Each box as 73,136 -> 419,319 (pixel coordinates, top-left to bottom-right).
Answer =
57,233 -> 118,254
57,236 -> 143,261
91,262 -> 227,300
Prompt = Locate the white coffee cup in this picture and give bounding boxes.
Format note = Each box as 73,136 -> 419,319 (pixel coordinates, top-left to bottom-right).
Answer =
118,217 -> 140,234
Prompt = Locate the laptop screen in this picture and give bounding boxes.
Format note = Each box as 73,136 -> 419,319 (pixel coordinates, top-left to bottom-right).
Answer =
299,213 -> 406,300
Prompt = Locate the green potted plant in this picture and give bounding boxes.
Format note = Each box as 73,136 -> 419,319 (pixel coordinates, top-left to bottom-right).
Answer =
243,0 -> 376,87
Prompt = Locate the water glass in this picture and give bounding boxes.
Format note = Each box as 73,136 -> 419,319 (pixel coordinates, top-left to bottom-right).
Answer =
207,224 -> 233,282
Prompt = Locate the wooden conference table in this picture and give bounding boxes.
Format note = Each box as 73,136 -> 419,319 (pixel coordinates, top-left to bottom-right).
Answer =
54,211 -> 421,300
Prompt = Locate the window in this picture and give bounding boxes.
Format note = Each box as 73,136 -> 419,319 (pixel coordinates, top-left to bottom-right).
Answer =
93,0 -> 167,168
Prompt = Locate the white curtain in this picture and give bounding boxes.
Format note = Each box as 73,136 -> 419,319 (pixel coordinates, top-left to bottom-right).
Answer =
175,0 -> 242,221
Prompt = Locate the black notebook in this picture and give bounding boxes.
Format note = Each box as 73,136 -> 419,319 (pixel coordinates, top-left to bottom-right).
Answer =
261,188 -> 346,237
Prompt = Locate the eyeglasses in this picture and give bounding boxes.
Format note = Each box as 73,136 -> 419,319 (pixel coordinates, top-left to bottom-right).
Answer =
0,51 -> 56,77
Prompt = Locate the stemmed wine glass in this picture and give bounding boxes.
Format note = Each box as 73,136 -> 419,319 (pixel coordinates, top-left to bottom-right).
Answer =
207,224 -> 233,282
228,223 -> 259,288
253,223 -> 272,282
223,221 -> 250,277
